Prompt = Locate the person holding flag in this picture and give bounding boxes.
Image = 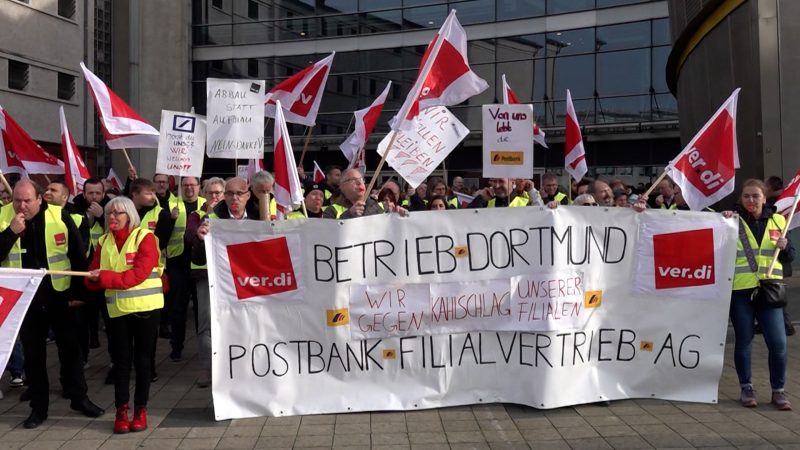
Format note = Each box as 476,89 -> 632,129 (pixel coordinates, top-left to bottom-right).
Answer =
722,179 -> 794,411
323,168 -> 408,219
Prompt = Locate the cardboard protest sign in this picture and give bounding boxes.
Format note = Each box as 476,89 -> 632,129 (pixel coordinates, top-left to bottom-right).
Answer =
206,79 -> 265,159
156,110 -> 206,177
377,106 -> 468,189
482,104 -> 534,178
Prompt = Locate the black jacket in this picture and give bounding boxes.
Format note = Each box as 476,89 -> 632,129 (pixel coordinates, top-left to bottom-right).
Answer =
190,200 -> 261,267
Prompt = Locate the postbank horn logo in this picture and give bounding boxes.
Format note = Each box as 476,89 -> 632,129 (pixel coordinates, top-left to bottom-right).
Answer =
584,290 -> 602,308
326,308 -> 349,326
226,237 -> 298,300
653,228 -> 715,289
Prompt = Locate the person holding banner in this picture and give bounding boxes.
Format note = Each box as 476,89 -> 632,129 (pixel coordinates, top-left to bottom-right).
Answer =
287,182 -> 325,219
250,171 -> 277,220
722,179 -> 794,410
541,174 -> 570,206
0,180 -> 103,428
323,168 -> 408,219
85,196 -> 163,433
468,178 -> 542,208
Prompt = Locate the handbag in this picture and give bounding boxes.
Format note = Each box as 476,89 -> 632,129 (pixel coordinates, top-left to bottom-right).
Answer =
738,219 -> 787,308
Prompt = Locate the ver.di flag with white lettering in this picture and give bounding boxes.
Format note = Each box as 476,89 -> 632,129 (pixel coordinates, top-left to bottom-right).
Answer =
0,269 -> 45,375
774,169 -> 800,230
666,88 -> 740,211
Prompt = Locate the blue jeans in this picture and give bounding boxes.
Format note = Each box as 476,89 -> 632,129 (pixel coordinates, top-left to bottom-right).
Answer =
730,289 -> 787,390
7,338 -> 24,377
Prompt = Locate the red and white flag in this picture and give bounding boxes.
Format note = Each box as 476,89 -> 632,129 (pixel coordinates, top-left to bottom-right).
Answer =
264,53 -> 335,127
80,62 -> 159,149
245,158 -> 264,184
564,90 -> 587,182
272,100 -> 304,216
106,167 -> 124,191
392,10 -> 488,131
340,81 -> 391,167
501,74 -> 547,148
347,147 -> 366,174
0,106 -> 64,175
0,268 -> 45,375
667,88 -> 740,211
312,161 -> 325,183
774,169 -> 800,231
59,107 -> 91,196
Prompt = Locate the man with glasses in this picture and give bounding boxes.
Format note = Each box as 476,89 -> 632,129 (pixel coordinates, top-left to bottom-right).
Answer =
191,177 -> 260,386
541,173 -> 569,206
324,168 -> 408,219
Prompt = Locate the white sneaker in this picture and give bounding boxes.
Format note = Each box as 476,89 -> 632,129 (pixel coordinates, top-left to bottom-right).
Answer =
9,377 -> 23,387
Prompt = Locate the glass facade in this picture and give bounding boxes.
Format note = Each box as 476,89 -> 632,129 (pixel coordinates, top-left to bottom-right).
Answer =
192,0 -> 678,173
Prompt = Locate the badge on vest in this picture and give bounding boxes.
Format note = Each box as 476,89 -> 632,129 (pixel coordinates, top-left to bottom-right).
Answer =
125,252 -> 137,265
148,221 -> 156,230
54,233 -> 66,245
769,229 -> 781,241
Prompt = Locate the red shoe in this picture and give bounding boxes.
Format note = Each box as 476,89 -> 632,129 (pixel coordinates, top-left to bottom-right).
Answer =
113,404 -> 130,434
130,406 -> 147,432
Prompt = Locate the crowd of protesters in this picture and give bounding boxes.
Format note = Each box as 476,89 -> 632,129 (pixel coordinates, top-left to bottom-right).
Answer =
0,165 -> 795,434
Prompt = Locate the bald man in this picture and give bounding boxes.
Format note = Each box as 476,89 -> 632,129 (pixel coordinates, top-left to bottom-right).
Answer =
0,180 -> 103,428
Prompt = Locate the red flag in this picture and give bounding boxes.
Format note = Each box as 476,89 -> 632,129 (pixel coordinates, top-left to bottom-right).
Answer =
501,74 -> 547,148
564,90 -> 587,182
313,161 -> 325,183
264,53 -> 334,127
772,170 -> 800,230
667,88 -> 740,211
80,62 -> 159,149
272,100 -> 304,216
340,81 -> 391,166
0,105 -> 64,175
106,167 -> 124,191
59,107 -> 91,196
0,269 -> 45,375
392,10 -> 488,131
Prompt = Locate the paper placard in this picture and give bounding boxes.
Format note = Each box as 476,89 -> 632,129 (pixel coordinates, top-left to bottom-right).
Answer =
482,104 -> 534,178
206,79 -> 265,159
156,110 -> 206,177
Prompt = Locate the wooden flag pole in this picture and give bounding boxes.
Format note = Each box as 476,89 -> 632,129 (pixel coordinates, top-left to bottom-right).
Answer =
121,148 -> 135,174
301,199 -> 309,218
364,130 -> 399,197
0,170 -> 13,195
259,192 -> 270,221
43,175 -> 52,184
642,170 -> 669,199
766,191 -> 800,276
47,269 -> 91,277
298,126 -> 314,168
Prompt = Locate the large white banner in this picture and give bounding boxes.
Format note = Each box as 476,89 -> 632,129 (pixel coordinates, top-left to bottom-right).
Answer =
206,79 -> 265,159
207,208 -> 737,420
156,110 -> 206,178
482,104 -> 534,178
0,269 -> 45,374
377,107 -> 468,189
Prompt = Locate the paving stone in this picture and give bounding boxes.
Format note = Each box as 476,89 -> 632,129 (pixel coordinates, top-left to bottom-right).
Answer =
602,435 -> 654,449
216,436 -> 259,449
370,432 -> 410,445
446,431 -> 486,443
177,437 -> 221,449
58,439 -> 105,450
223,426 -> 263,437
526,440 -> 570,450
408,432 -> 448,444
639,432 -> 692,448
253,435 -> 295,449
444,420 -> 481,432
371,421 -> 407,433
564,438 -> 612,450
259,425 -> 298,437
292,434 -> 333,447
20,441 -> 65,450
138,438 -> 182,450
481,429 -> 525,442
593,425 -> 638,437
296,424 -> 334,436
478,419 -> 518,431
333,433 -> 371,446
404,420 -> 444,432
555,426 -> 600,439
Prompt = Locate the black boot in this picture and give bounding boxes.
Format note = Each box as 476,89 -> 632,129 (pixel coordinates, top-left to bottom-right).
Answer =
23,410 -> 48,429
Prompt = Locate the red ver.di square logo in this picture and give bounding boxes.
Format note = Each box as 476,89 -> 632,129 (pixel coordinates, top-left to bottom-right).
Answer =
653,229 -> 715,289
226,237 -> 297,300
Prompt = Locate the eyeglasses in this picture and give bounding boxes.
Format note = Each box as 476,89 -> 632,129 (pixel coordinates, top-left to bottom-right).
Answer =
224,191 -> 249,198
206,190 -> 224,197
343,177 -> 365,185
108,210 -> 128,217
582,203 -> 598,206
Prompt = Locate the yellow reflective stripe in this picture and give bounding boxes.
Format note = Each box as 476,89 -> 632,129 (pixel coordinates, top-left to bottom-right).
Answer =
734,266 -> 753,274
6,253 -> 20,261
106,286 -> 163,303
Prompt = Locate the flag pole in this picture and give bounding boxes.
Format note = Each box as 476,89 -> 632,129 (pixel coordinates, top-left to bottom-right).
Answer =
366,10 -> 452,199
259,192 -> 270,221
298,126 -> 314,168
766,191 -> 800,276
0,170 -> 13,195
642,170 -> 669,199
43,174 -> 52,184
47,269 -> 91,277
121,148 -> 136,174
301,199 -> 309,218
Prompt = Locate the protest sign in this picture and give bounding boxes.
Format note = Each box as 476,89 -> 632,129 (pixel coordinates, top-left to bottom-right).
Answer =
207,207 -> 737,419
156,110 -> 206,177
377,106 -> 468,189
0,269 -> 44,374
482,104 -> 534,179
206,79 -> 265,159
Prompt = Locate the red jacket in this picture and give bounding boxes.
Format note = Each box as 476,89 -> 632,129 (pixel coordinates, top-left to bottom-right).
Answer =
85,228 -> 160,291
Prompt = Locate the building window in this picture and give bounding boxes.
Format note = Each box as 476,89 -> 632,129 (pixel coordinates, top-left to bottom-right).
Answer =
248,59 -> 258,77
58,0 -> 76,19
58,73 -> 76,100
8,60 -> 29,91
247,0 -> 258,19
212,0 -> 222,9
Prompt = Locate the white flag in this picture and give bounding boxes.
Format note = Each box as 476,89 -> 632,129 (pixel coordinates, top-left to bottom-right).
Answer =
0,269 -> 45,374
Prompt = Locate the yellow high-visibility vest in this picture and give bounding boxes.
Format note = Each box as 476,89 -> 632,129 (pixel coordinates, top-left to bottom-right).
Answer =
100,228 -> 164,318
0,203 -> 71,291
733,215 -> 785,290
166,195 -> 206,259
488,197 -> 528,208
190,210 -> 207,271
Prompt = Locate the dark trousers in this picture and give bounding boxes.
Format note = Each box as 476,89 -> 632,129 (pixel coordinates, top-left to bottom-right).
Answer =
168,260 -> 193,354
20,304 -> 88,414
107,309 -> 160,408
